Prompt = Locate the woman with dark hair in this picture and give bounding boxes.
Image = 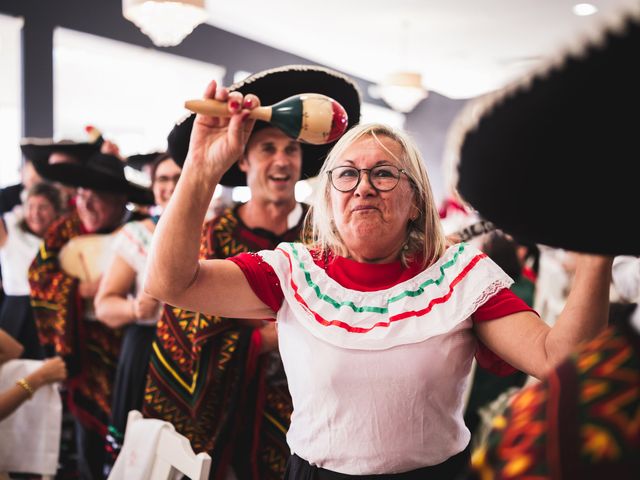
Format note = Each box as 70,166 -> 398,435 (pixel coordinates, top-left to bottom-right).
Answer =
0,182 -> 63,359
93,153 -> 181,472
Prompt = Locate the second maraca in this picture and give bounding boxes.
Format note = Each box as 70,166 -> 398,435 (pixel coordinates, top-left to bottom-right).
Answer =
184,93 -> 349,145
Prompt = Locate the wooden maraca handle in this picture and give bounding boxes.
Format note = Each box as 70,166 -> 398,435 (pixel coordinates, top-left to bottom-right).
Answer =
184,99 -> 273,123
184,93 -> 349,145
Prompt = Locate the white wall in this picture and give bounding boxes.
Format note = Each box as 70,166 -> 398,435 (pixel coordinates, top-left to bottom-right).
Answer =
53,28 -> 225,157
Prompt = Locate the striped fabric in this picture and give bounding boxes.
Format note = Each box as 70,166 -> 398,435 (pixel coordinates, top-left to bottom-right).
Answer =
260,242 -> 513,350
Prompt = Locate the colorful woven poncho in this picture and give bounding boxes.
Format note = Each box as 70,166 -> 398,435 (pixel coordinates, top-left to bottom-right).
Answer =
143,204 -> 307,480
28,210 -> 123,435
471,317 -> 640,479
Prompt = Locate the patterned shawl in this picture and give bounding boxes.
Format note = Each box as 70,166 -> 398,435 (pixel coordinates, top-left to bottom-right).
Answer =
143,204 -> 306,479
28,210 -> 123,435
471,317 -> 640,479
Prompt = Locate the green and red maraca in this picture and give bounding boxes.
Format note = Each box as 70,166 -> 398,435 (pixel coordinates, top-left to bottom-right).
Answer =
185,93 -> 349,145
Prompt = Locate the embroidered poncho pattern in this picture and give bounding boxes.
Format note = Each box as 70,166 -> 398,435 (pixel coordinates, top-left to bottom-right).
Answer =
143,205 -> 306,479
28,211 -> 123,435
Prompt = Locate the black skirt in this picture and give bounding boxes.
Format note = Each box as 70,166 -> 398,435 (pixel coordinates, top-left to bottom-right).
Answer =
104,323 -> 156,475
109,323 -> 156,434
285,445 -> 470,480
0,295 -> 44,359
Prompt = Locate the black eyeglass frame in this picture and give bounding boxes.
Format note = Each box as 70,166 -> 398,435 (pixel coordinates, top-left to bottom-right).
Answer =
326,165 -> 410,193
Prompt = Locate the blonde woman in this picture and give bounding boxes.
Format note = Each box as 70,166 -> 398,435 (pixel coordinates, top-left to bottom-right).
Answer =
145,81 -> 612,478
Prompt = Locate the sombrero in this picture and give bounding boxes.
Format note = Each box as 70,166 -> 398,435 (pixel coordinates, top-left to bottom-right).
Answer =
21,138 -> 102,165
36,152 -> 154,205
126,151 -> 165,172
168,64 -> 362,186
454,5 -> 640,255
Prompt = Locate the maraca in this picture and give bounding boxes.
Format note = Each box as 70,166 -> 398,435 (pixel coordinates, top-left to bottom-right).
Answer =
184,93 -> 348,145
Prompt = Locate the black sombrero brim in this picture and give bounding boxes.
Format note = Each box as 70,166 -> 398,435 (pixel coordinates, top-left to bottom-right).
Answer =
454,6 -> 640,255
127,152 -> 165,171
21,139 -> 101,165
22,139 -> 102,182
38,156 -> 154,205
168,65 -> 362,187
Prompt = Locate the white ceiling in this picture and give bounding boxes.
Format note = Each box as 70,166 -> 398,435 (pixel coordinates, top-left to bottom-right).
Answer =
204,0 -> 637,99
1,0 -> 637,187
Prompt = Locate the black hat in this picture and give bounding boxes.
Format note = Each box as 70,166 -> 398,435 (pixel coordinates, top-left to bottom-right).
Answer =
126,151 -> 165,172
36,153 -> 154,205
21,138 -> 102,179
454,6 -> 640,255
168,64 -> 362,186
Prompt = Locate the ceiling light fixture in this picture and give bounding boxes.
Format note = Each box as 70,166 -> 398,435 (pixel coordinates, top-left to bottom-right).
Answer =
372,19 -> 429,114
572,3 -> 598,16
377,72 -> 429,113
122,0 -> 209,47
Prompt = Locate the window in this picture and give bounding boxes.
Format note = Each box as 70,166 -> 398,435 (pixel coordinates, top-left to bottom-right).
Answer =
53,28 -> 225,157
0,14 -> 23,187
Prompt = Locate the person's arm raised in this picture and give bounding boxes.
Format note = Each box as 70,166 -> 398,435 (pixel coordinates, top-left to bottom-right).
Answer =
476,253 -> 613,379
541,253 -> 612,359
145,81 -> 271,319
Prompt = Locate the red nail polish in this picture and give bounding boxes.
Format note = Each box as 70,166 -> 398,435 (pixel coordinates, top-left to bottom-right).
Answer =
243,99 -> 252,108
229,100 -> 240,110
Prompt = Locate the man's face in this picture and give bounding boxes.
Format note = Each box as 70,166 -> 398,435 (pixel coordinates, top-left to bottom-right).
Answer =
238,127 -> 302,205
75,188 -> 127,233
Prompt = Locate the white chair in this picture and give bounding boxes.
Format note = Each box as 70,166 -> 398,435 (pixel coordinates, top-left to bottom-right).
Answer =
108,410 -> 212,480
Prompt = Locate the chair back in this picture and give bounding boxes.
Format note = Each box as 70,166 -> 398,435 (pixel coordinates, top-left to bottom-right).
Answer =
108,410 -> 212,480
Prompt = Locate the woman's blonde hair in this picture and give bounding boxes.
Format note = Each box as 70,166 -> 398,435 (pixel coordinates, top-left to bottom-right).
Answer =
304,123 -> 446,267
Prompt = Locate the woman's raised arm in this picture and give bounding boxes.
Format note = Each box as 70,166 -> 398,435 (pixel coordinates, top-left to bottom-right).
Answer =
144,81 -> 270,319
476,253 -> 613,379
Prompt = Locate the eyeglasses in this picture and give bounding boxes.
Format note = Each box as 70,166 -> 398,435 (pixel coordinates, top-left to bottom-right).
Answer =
327,165 -> 409,192
154,174 -> 181,185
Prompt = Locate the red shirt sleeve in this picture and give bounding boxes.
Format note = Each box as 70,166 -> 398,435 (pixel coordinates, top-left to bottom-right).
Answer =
472,288 -> 539,376
228,252 -> 284,314
231,254 -> 536,375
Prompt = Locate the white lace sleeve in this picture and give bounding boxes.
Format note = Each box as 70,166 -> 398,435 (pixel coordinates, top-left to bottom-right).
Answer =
111,222 -> 151,274
612,255 -> 640,302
